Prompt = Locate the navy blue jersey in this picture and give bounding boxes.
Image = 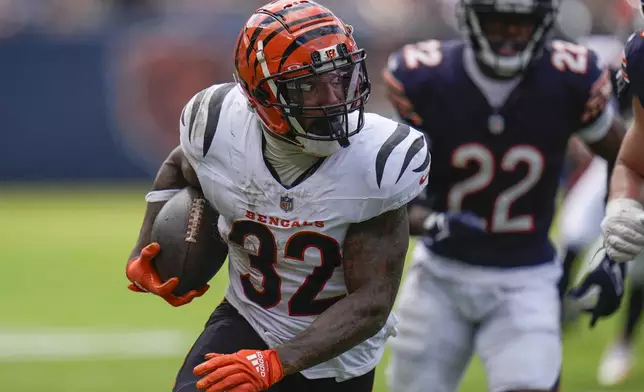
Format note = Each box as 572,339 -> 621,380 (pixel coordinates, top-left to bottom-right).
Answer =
618,31 -> 644,104
384,39 -> 613,267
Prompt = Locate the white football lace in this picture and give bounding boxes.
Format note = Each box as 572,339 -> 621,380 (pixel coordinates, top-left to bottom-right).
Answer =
185,198 -> 206,243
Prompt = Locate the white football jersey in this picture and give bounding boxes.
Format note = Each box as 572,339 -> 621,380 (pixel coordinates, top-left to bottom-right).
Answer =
179,83 -> 430,381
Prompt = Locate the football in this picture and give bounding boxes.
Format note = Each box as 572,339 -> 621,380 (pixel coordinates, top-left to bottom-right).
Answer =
150,186 -> 228,296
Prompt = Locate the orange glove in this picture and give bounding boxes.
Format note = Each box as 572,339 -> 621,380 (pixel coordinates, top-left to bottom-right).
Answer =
126,242 -> 209,307
193,349 -> 284,392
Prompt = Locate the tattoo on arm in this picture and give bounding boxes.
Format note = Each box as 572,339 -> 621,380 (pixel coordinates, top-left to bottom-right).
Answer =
275,206 -> 409,375
128,146 -> 201,260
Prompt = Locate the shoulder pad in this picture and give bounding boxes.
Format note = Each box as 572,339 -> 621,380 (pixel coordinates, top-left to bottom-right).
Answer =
373,123 -> 430,191
179,83 -> 236,164
382,39 -> 447,127
619,31 -> 644,101
547,41 -> 613,130
547,40 -> 603,79
384,40 -> 443,92
350,115 -> 431,219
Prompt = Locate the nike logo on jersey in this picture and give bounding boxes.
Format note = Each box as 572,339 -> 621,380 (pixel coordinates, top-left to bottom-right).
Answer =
419,172 -> 429,185
375,124 -> 429,187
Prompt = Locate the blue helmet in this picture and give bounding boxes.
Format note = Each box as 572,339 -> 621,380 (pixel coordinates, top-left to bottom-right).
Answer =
458,0 -> 560,78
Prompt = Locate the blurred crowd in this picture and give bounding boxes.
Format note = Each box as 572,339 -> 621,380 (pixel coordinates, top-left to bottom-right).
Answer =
1,0 -> 644,179
1,0 -> 642,41
1,0 -> 642,112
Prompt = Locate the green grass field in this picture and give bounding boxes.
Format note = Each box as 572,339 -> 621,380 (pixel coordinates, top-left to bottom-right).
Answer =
1,184 -> 643,391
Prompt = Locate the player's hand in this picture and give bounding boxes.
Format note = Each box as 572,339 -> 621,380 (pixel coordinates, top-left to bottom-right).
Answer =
193,349 -> 284,392
601,198 -> 644,263
423,211 -> 486,242
568,252 -> 626,328
125,243 -> 209,307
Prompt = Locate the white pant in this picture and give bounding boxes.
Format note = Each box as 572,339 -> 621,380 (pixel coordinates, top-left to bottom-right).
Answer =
560,157 -> 606,252
387,244 -> 562,392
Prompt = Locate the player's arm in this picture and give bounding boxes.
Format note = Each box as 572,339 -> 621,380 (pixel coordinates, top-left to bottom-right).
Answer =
124,147 -> 206,307
125,88 -> 212,306
611,97 -> 644,201
600,96 -> 644,263
598,33 -> 644,263
128,147 -> 200,260
274,205 -> 408,374
609,33 -> 644,200
575,61 -> 625,162
129,86 -> 217,260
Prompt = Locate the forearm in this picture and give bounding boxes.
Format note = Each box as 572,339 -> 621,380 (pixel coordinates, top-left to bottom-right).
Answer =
129,147 -> 199,260
276,208 -> 408,375
609,111 -> 644,202
128,202 -> 166,260
609,162 -> 644,202
275,287 -> 392,375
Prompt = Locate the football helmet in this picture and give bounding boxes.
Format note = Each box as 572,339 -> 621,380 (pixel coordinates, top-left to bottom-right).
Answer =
458,0 -> 560,78
234,0 -> 371,156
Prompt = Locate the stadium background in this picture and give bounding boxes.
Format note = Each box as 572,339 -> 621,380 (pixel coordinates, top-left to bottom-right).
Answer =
1,0 -> 643,390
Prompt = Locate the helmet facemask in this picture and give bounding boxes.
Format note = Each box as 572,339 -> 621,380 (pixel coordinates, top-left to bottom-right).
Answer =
254,43 -> 371,156
458,0 -> 559,78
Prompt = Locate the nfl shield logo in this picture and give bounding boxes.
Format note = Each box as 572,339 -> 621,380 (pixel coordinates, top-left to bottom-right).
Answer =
280,195 -> 294,212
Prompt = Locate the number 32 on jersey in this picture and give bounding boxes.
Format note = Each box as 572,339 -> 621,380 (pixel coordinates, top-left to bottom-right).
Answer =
229,220 -> 345,317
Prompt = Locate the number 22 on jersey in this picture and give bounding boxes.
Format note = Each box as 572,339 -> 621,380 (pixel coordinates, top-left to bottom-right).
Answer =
448,144 -> 544,233
403,39 -> 589,75
229,220 -> 345,317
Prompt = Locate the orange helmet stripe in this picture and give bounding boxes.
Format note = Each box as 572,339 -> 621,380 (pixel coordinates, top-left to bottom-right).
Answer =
253,12 -> 333,71
277,24 -> 346,71
245,18 -> 282,63
241,1 -> 321,66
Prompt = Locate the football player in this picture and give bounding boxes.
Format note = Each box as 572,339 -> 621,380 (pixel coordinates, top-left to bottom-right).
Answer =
382,1 -> 624,391
124,1 -> 430,392
602,15 -> 644,277
596,4 -> 644,383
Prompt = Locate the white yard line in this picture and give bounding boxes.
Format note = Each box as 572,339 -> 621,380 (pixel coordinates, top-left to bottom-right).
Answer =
0,328 -> 192,362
